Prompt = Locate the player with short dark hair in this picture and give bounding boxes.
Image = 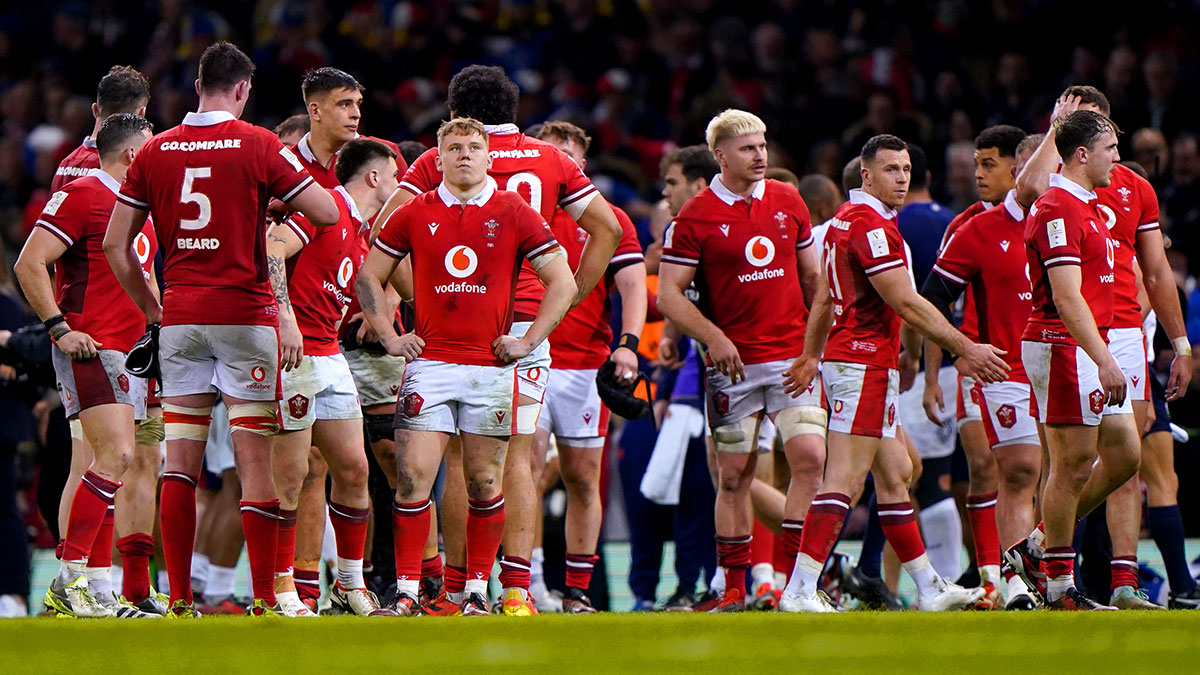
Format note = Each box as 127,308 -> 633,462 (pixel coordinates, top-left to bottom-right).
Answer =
356,118 -> 576,616
102,41 -> 339,618
16,113 -> 158,618
779,134 -> 1005,612
274,114 -> 310,146
52,66 -> 151,192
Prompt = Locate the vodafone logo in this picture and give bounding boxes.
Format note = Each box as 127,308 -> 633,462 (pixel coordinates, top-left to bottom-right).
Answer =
744,236 -> 775,267
444,245 -> 478,278
337,257 -> 354,288
134,233 -> 152,264
251,366 -> 266,382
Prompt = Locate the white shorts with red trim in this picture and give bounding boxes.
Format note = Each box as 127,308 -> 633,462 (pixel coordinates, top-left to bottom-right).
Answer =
537,368 -> 608,448
52,348 -> 147,420
956,373 -> 982,423
394,358 -> 518,437
1108,327 -> 1149,403
705,357 -> 824,428
822,361 -> 899,439
509,321 -> 551,402
280,353 -> 363,431
160,324 -> 279,402
1022,340 -> 1134,427
899,365 -> 958,459
977,380 -> 1039,448
343,348 -> 406,408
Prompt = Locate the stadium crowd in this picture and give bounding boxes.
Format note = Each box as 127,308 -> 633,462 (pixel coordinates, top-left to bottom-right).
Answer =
2,0 -> 1200,618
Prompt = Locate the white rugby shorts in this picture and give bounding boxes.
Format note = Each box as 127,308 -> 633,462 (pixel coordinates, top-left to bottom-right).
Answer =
705,357 -> 823,429
1022,340 -> 1133,427
537,367 -> 608,448
1108,327 -> 1149,403
898,365 -> 958,459
823,361 -> 899,439
280,353 -> 363,431
509,321 -> 551,403
160,324 -> 278,402
343,348 -> 406,408
394,358 -> 519,437
977,379 -> 1039,448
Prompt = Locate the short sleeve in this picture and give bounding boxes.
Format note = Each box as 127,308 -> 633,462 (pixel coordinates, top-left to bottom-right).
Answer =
785,187 -> 814,250
285,213 -> 318,247
661,216 -> 701,268
1030,210 -> 1084,268
35,187 -> 87,247
556,150 -> 598,220
931,223 -> 980,287
118,148 -> 150,210
398,149 -> 439,196
1135,176 -> 1160,233
262,132 -> 316,202
609,207 -> 645,270
515,201 -> 560,260
852,222 -> 907,277
373,204 -> 412,260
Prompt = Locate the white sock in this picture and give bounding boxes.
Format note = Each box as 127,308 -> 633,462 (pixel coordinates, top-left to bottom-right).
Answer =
917,498 -> 963,580
751,562 -> 776,589
980,565 -> 1002,585
86,566 -> 113,600
903,554 -> 941,597
1028,526 -> 1046,556
448,589 -> 465,604
191,552 -> 210,592
207,565 -> 237,599
337,557 -> 364,590
1046,574 -> 1073,602
396,578 -> 420,600
111,565 -> 124,596
59,560 -> 87,585
530,547 -> 545,587
157,570 -> 170,594
783,553 -> 823,597
709,567 -> 726,594
1006,574 -> 1031,601
464,578 -> 488,597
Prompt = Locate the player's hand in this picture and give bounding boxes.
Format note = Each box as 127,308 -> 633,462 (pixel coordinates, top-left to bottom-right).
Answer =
145,303 -> 163,326
351,312 -> 380,345
658,336 -> 684,369
955,342 -> 1009,383
493,335 -> 533,363
783,354 -> 819,397
57,331 -> 102,360
922,378 -> 946,426
898,351 -> 919,393
610,346 -> 640,382
707,333 -> 745,383
279,317 -> 304,371
1098,356 -> 1127,407
1051,94 -> 1082,126
382,332 -> 424,361
1166,353 -> 1191,401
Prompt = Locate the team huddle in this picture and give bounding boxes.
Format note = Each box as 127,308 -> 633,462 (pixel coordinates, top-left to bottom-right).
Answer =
15,39 -> 1195,619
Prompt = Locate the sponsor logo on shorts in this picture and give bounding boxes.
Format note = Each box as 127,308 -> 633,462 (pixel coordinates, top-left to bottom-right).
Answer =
1131,375 -> 1140,388
389,384 -> 399,395
997,404 -> 1016,429
887,403 -> 896,427
833,400 -> 843,413
744,236 -> 776,267
713,391 -> 730,415
582,412 -> 592,424
523,367 -> 542,382
288,394 -> 309,419
445,245 -> 479,278
1089,389 -> 1105,415
495,410 -> 507,424
117,374 -> 130,393
401,392 -> 424,417
251,366 -> 267,382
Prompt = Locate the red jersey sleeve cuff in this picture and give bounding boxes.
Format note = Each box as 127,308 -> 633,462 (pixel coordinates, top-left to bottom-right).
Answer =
525,239 -> 560,259
1042,255 -> 1081,268
931,264 -> 968,286
285,218 -> 311,246
795,234 -> 815,250
864,259 -> 906,276
660,253 -> 699,267
116,193 -> 149,209
398,180 -> 423,196
374,239 -> 408,259
35,220 -> 74,246
280,175 -> 315,203
1136,221 -> 1160,232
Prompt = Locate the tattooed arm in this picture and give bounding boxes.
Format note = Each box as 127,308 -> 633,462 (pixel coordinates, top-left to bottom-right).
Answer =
357,246 -> 424,361
266,222 -> 305,371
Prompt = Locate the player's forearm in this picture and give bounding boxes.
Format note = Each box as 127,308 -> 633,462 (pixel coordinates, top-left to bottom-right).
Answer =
1143,258 -> 1187,341
386,260 -> 414,304
896,292 -> 971,356
656,284 -> 724,346
797,247 -> 820,310
266,251 -> 293,316
1015,129 -> 1058,207
572,202 -> 623,305
801,294 -> 833,358
923,339 -> 944,383
1054,288 -> 1114,367
355,274 -> 400,341
525,275 -> 575,347
12,259 -> 61,323
901,321 -> 923,360
105,250 -> 160,320
614,264 -> 648,338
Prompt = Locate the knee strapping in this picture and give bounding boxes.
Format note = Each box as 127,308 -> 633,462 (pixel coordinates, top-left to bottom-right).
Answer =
364,412 -> 394,444
775,405 -> 827,441
712,416 -> 758,454
227,402 -> 280,436
162,403 -> 213,442
135,415 -> 165,445
517,403 -> 542,434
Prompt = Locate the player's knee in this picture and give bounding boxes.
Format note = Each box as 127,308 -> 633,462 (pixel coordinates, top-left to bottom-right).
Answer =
135,415 -> 165,446
465,472 -> 500,501
776,406 -> 827,442
712,416 -> 757,454
967,449 -> 998,483
332,454 -> 369,492
1000,458 -> 1040,493
560,467 -> 597,500
162,402 -> 213,442
227,402 -> 280,436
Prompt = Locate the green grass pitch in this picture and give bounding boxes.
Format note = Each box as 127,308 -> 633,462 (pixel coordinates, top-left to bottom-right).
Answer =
2,612 -> 1199,674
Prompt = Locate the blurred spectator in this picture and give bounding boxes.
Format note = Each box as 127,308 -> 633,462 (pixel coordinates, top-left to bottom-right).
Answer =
1164,132 -> 1200,275
1132,128 -> 1170,188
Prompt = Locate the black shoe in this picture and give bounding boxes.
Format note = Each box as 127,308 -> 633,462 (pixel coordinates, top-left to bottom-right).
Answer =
1002,538 -> 1045,604
663,590 -> 695,612
843,566 -> 903,610
419,576 -> 444,605
1168,584 -> 1200,609
1047,588 -> 1116,611
1005,594 -> 1038,611
460,592 -> 490,616
562,587 -> 597,614
954,566 -> 980,589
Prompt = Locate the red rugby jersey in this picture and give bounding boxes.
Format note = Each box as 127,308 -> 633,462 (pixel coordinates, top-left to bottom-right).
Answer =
118,110 -> 316,327
36,170 -> 157,352
1095,163 -> 1160,329
292,133 -> 406,190
938,199 -> 991,342
285,187 -> 362,356
1023,174 -> 1115,345
661,176 -> 815,366
373,182 -> 559,366
933,190 -> 1031,382
51,138 -> 101,192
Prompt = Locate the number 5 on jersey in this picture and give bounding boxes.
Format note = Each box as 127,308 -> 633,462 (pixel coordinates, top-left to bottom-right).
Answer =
181,167 -> 212,230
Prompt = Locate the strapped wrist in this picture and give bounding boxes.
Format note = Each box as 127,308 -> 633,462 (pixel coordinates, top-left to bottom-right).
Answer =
618,333 -> 639,353
1172,336 -> 1192,357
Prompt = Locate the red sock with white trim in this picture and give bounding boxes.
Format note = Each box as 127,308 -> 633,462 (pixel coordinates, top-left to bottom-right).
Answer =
465,495 -> 505,596
329,501 -> 369,589
240,499 -> 282,606
966,491 -> 1002,582
117,533 -> 154,603
159,472 -> 197,605
392,499 -> 431,599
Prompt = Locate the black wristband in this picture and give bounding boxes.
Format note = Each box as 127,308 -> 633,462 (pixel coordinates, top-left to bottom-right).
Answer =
618,333 -> 639,353
43,314 -> 66,333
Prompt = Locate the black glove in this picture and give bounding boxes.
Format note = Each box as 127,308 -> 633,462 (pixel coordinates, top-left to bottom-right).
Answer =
125,323 -> 160,379
595,360 -> 652,421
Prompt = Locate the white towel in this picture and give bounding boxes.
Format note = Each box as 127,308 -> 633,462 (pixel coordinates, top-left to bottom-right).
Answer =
640,403 -> 705,505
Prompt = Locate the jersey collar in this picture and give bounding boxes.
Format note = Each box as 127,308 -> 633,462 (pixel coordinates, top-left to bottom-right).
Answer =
1048,173 -> 1097,203
89,168 -> 121,195
296,133 -> 317,164
848,188 -> 897,219
1002,189 -> 1024,221
333,185 -> 363,225
437,179 -> 496,207
482,123 -> 519,136
710,174 -> 765,206
82,136 -> 97,150
182,110 -> 238,127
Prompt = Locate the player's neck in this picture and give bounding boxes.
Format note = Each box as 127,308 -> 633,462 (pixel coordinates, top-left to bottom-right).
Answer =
720,171 -> 759,199
308,127 -> 345,168
444,179 -> 487,202
98,162 -> 128,185
196,95 -> 241,119
1059,165 -> 1095,193
345,183 -> 380,222
88,118 -> 103,141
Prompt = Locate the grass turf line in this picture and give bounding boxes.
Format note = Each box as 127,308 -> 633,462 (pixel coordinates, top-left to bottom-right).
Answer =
2,612 -> 1199,674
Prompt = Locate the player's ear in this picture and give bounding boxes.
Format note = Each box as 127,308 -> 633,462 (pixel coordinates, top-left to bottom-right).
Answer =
91,102 -> 101,121
235,79 -> 251,102
194,79 -> 202,97
308,99 -> 321,122
365,168 -> 379,188
434,154 -> 442,172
